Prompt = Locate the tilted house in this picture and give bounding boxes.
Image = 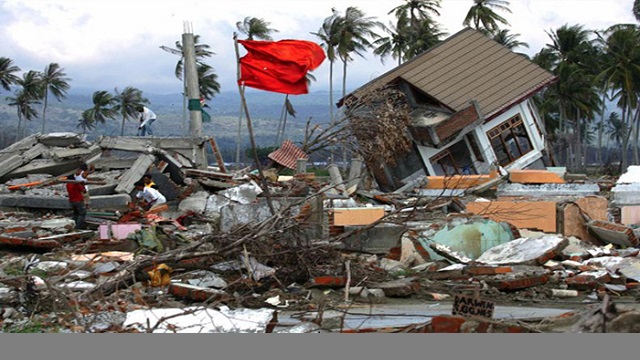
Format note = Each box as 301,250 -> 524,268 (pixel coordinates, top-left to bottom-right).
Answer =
340,28 -> 557,192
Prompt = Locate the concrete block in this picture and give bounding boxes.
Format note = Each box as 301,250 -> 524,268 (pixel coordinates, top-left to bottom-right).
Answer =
425,175 -> 495,189
178,191 -> 209,214
611,183 -> 640,206
340,223 -> 405,254
466,200 -> 557,233
496,183 -> 600,197
621,205 -> 640,226
333,206 -> 385,226
508,169 -> 565,184
559,196 -> 608,243
475,235 -> 568,266
219,198 -> 301,233
0,194 -> 131,210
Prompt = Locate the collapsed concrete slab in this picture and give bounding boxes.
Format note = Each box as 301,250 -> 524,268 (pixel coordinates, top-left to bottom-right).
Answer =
475,235 -> 568,266
0,194 -> 131,210
340,223 -> 405,254
496,183 -> 600,197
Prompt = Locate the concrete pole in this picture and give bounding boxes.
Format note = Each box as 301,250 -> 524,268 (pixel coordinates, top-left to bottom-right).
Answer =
182,30 -> 207,169
182,32 -> 202,138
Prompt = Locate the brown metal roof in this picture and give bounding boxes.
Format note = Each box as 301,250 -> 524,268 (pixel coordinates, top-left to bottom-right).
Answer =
345,28 -> 556,119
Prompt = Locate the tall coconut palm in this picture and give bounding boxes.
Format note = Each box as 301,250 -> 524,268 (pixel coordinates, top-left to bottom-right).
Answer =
164,35 -> 214,81
463,0 -> 511,33
389,0 -> 441,29
0,57 -> 21,92
334,6 -> 381,98
77,111 -> 95,133
197,63 -> 221,101
38,62 -> 70,133
386,0 -> 444,60
7,71 -> 41,138
492,28 -> 529,52
236,17 -> 279,40
311,9 -> 342,126
403,18 -> 446,59
114,86 -> 147,136
597,25 -> 640,169
83,90 -> 118,129
373,17 -> 411,66
7,89 -> 40,139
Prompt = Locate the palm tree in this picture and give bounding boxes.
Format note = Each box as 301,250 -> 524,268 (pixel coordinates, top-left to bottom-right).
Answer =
373,17 -> 411,66
386,0 -> 444,61
634,0 -> 640,22
197,63 -> 221,101
163,35 -> 214,81
463,0 -> 511,33
7,89 -> 40,139
7,70 -> 42,138
77,111 -> 95,133
83,90 -> 118,129
492,28 -> 529,52
597,25 -> 640,169
311,9 -> 342,126
0,57 -> 21,92
236,17 -> 279,40
334,6 -> 381,98
114,86 -> 147,136
389,0 -> 441,29
38,62 -> 71,133
403,18 -> 446,59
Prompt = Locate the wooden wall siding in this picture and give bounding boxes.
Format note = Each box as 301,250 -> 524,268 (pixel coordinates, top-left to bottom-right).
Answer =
435,104 -> 479,142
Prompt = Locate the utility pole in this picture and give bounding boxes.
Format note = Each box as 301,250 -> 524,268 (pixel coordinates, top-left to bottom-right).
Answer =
181,22 -> 207,168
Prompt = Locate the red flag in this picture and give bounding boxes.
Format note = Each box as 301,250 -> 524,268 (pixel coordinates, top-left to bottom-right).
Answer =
238,39 -> 326,95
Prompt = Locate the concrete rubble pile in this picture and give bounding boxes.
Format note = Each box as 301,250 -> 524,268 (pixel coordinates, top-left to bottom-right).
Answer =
1,133 -> 640,333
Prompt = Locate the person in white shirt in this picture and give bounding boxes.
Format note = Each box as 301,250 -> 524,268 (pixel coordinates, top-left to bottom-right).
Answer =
136,105 -> 157,136
132,180 -> 166,211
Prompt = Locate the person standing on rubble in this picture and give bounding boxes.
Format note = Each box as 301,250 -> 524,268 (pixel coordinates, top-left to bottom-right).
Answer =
74,163 -> 95,208
131,179 -> 166,211
65,174 -> 87,230
136,105 -> 157,136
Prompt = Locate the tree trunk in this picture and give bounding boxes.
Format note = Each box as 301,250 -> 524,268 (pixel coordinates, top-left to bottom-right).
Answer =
120,115 -> 126,136
41,91 -> 48,134
633,106 -> 640,165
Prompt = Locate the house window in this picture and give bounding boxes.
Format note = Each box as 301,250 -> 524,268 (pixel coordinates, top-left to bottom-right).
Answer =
487,115 -> 533,166
429,140 -> 477,176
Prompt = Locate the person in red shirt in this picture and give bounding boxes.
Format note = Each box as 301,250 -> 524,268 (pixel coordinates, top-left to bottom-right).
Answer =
66,174 -> 87,230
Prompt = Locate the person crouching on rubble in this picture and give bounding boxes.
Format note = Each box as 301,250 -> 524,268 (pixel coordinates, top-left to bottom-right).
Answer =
66,174 -> 87,230
131,179 -> 166,212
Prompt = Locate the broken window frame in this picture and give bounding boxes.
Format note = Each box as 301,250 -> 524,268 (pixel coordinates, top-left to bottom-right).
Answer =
486,115 -> 534,167
430,149 -> 460,176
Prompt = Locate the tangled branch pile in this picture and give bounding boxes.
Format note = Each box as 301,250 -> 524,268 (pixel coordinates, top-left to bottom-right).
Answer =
344,85 -> 413,167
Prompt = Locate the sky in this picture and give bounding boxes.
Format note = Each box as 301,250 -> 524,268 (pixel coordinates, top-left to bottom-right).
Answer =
0,0 -> 637,96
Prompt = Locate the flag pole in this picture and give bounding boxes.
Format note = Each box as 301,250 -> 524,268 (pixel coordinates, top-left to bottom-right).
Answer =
234,33 -> 275,215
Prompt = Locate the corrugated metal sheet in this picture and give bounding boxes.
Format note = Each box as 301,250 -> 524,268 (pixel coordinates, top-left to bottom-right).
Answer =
345,28 -> 556,119
268,140 -> 308,170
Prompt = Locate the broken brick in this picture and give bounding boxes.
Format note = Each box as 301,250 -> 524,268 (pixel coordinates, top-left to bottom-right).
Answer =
430,315 -> 466,333
309,276 -> 348,287
464,265 -> 512,276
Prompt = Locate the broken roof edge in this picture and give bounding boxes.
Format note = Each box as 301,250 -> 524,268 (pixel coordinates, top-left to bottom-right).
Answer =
336,27 -> 478,108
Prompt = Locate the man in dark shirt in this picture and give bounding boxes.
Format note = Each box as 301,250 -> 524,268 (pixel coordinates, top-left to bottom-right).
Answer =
66,174 -> 87,230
